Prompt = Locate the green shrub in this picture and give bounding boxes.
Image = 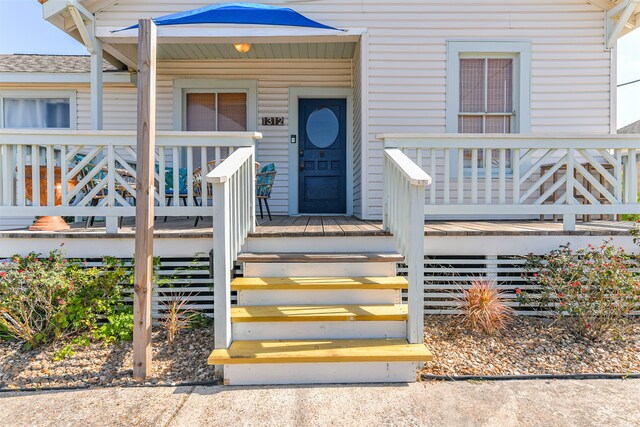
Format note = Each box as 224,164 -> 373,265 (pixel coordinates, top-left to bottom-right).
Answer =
0,249 -> 132,348
518,241 -> 640,339
621,194 -> 640,222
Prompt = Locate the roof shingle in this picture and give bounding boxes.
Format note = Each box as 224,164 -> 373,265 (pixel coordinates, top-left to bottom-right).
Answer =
618,120 -> 640,134
0,54 -> 119,73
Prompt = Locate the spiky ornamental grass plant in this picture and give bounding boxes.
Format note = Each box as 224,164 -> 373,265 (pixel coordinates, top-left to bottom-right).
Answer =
159,293 -> 198,344
457,278 -> 513,335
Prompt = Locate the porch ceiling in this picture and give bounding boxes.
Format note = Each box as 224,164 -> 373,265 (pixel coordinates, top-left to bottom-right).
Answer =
110,41 -> 356,69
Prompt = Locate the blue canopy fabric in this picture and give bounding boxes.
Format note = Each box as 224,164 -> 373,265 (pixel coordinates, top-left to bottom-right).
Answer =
114,2 -> 342,32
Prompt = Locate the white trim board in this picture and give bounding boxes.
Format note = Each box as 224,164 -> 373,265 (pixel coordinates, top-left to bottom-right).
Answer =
98,26 -> 365,44
358,31 -> 370,220
288,87 -> 354,216
0,72 -> 135,85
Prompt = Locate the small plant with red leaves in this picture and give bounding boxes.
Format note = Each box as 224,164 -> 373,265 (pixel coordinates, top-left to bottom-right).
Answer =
519,240 -> 640,339
457,278 -> 513,335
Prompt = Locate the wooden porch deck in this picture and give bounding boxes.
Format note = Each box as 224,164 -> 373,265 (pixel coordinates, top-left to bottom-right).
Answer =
0,216 -> 634,238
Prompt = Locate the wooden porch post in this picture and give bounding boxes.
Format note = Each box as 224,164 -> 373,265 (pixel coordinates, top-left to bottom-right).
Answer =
133,18 -> 156,381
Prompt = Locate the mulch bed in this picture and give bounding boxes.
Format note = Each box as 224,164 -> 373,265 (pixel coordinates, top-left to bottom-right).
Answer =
423,316 -> 640,376
0,327 -> 217,390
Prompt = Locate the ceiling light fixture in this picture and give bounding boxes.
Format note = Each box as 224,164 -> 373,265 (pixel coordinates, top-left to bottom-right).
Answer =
233,43 -> 252,53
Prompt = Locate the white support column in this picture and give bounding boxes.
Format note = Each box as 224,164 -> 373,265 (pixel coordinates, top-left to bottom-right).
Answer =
213,179 -> 232,378
89,24 -> 104,131
407,182 -> 425,344
564,148 -> 576,231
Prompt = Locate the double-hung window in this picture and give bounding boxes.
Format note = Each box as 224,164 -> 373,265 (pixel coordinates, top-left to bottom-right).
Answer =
446,41 -> 531,175
459,56 -> 514,170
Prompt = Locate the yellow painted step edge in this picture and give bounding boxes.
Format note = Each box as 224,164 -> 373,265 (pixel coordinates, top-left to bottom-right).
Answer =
207,339 -> 433,365
231,304 -> 408,322
231,276 -> 408,290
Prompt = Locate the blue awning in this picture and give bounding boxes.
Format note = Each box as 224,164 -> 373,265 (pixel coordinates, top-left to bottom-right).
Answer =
114,2 -> 342,32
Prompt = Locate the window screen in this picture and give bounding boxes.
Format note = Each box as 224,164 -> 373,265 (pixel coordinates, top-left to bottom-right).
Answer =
459,57 -> 514,170
185,92 -> 247,132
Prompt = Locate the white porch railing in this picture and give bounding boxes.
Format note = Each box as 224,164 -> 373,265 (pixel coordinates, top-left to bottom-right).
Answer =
0,130 -> 261,231
207,146 -> 256,351
379,133 -> 640,230
383,148 -> 431,344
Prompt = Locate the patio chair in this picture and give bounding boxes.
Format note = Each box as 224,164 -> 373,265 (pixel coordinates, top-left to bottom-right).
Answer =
163,167 -> 189,222
193,160 -> 217,227
256,163 -> 276,221
75,159 -> 108,228
77,160 -> 135,229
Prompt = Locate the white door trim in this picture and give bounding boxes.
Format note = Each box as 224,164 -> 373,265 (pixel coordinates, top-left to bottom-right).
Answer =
288,87 -> 354,216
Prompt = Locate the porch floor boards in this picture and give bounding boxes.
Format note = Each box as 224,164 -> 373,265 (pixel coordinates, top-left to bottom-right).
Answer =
0,216 -> 634,238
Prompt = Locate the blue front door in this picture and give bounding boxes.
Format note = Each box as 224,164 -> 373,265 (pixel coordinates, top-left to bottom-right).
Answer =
298,98 -> 347,214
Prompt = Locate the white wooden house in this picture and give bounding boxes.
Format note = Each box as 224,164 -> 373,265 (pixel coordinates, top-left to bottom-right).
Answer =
0,0 -> 639,385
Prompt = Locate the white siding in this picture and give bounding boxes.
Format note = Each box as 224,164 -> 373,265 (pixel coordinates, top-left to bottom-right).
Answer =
76,86 -> 139,130
92,0 -> 613,218
157,59 -> 352,215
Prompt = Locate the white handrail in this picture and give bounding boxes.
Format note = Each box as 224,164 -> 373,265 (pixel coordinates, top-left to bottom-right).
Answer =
379,133 -> 640,230
0,130 -> 261,233
383,148 -> 430,344
384,149 -> 431,186
207,146 -> 256,353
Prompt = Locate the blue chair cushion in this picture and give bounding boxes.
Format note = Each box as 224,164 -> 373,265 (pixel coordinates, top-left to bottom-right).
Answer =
158,166 -> 188,195
256,163 -> 276,198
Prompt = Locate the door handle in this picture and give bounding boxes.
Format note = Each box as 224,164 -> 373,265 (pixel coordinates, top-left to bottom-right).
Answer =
299,161 -> 305,171
299,149 -> 304,157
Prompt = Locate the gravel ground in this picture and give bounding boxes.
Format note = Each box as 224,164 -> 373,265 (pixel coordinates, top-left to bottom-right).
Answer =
423,316 -> 640,376
0,327 -> 217,390
2,317 -> 639,390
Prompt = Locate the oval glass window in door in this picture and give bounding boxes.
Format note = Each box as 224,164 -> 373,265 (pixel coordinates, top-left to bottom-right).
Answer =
306,107 -> 339,149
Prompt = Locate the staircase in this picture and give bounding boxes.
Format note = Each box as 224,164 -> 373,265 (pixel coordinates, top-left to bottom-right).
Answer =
208,252 -> 432,385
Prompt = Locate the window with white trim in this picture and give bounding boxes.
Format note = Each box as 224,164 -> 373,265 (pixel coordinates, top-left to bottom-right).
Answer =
0,93 -> 74,129
185,91 -> 248,131
446,41 -> 531,175
173,79 -> 257,133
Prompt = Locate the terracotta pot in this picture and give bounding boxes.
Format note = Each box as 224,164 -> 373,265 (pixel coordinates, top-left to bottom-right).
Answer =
24,165 -> 77,231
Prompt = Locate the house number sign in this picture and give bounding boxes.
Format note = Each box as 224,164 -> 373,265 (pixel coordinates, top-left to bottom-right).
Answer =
261,116 -> 285,126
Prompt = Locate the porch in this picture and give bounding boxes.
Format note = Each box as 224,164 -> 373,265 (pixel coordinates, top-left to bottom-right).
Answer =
0,215 -> 634,239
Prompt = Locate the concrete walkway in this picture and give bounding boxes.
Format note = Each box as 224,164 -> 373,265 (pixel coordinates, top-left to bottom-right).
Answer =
1,379 -> 639,427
